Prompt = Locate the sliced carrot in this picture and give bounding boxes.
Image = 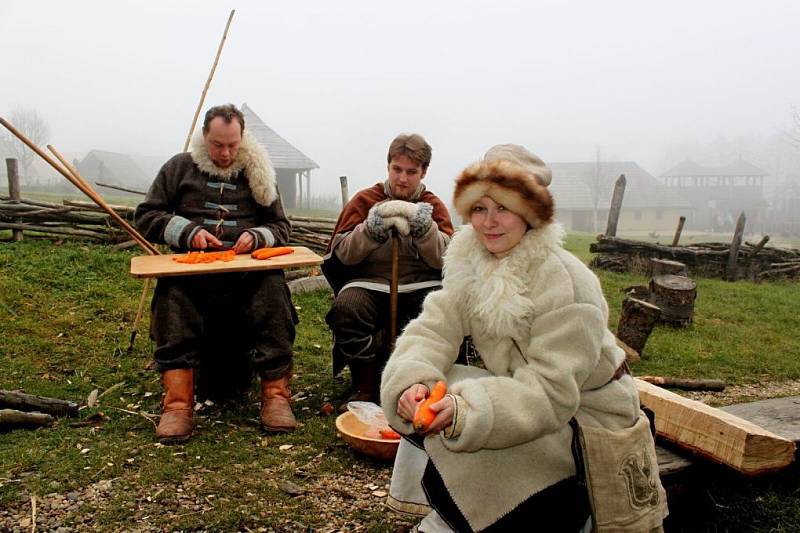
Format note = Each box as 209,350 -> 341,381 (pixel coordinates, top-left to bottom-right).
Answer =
379,427 -> 401,440
173,250 -> 236,264
251,246 -> 295,260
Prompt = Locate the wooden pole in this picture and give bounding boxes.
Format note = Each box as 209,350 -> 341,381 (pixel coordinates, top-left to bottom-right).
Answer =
339,176 -> 349,208
298,171 -> 303,210
725,212 -> 746,281
388,230 -> 400,353
671,216 -> 686,246
182,9 -> 236,152
306,172 -> 311,209
47,145 -> 159,255
5,158 -> 23,241
604,174 -> 626,237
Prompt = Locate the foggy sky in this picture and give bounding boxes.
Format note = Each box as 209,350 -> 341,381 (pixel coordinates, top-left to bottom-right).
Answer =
2,0 -> 799,199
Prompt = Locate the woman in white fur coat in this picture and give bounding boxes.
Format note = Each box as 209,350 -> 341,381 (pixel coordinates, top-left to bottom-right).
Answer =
380,145 -> 660,532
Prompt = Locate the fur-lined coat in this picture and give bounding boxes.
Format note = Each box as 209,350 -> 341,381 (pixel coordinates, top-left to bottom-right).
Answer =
135,131 -> 290,251
380,222 -> 640,531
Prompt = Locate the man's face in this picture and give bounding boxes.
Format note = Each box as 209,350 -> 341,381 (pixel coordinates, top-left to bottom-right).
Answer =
387,154 -> 426,200
203,117 -> 242,168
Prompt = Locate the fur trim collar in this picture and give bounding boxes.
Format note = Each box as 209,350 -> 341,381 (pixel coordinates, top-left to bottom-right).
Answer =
443,222 -> 565,338
190,130 -> 278,206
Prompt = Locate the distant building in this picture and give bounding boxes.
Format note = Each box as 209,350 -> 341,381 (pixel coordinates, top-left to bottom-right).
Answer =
548,161 -> 693,233
241,103 -> 319,209
76,150 -> 150,190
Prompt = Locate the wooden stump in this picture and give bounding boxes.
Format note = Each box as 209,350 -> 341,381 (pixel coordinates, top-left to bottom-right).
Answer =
649,275 -> 697,327
651,258 -> 687,278
617,297 -> 661,356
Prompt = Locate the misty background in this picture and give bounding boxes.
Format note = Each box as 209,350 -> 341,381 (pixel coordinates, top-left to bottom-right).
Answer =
2,0 -> 800,229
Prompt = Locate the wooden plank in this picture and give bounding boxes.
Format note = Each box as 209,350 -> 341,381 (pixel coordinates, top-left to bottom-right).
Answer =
656,445 -> 693,477
721,396 -> 800,444
130,246 -> 322,278
635,378 -> 795,475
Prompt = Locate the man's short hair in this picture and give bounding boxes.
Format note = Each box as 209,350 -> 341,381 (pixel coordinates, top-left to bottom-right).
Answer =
387,133 -> 432,170
202,104 -> 245,134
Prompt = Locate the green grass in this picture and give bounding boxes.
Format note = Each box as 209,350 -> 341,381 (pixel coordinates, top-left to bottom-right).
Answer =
1,237 -> 799,530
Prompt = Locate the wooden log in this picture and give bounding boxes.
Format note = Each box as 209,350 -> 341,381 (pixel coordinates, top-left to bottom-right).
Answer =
651,258 -> 688,278
614,336 -> 640,363
671,216 -> 686,246
0,222 -> 113,241
604,174 -> 626,237
0,389 -> 79,417
637,376 -> 725,392
725,212 -> 746,281
5,158 -> 22,241
0,409 -> 55,429
649,275 -> 696,327
635,378 -> 795,475
617,296 -> 661,356
94,181 -> 146,195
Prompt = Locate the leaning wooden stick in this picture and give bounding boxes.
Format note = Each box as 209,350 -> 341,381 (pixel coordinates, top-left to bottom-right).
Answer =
388,230 -> 400,352
183,9 -> 236,152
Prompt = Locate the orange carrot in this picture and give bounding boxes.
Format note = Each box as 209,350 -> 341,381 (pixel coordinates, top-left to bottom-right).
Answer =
173,250 -> 236,264
379,427 -> 401,440
250,247 -> 295,260
413,380 -> 447,432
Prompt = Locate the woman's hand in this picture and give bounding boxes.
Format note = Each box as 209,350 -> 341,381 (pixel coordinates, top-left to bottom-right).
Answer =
397,384 -> 428,423
420,395 -> 455,436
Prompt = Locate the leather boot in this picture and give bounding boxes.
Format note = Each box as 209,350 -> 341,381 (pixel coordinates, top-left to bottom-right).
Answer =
339,360 -> 379,413
155,368 -> 194,444
260,375 -> 296,433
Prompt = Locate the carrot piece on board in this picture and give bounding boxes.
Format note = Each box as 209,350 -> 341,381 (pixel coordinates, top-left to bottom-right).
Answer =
413,380 -> 447,432
173,250 -> 236,264
250,247 -> 294,260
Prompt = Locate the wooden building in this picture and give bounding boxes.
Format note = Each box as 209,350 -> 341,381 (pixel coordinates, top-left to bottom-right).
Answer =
548,161 -> 693,233
241,103 -> 318,209
660,159 -> 769,232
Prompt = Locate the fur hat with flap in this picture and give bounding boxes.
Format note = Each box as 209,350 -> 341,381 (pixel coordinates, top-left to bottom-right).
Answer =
453,144 -> 554,227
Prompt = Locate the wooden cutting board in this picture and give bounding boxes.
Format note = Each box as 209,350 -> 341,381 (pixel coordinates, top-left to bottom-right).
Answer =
130,246 -> 323,278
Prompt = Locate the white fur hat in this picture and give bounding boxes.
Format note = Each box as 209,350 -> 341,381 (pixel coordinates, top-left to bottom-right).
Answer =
453,144 -> 554,227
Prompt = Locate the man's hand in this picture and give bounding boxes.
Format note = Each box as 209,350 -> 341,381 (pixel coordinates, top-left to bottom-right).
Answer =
375,200 -> 433,238
233,231 -> 255,254
419,395 -> 455,436
191,229 -> 224,250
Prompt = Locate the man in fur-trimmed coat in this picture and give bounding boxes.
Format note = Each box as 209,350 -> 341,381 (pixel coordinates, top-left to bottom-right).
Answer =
135,104 -> 298,443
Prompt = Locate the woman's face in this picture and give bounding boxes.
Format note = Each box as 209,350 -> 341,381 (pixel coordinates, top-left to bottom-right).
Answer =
469,196 -> 528,257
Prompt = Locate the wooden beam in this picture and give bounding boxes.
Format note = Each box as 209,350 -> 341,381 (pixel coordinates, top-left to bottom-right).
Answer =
635,378 -> 795,475
339,175 -> 349,208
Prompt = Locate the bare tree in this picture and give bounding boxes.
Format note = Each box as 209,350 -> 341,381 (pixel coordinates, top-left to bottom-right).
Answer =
2,108 -> 50,181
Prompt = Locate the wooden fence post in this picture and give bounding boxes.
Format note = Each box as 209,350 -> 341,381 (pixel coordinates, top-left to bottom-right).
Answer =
725,212 -> 746,281
339,175 -> 349,208
672,216 -> 686,246
5,158 -> 22,241
604,174 -> 626,237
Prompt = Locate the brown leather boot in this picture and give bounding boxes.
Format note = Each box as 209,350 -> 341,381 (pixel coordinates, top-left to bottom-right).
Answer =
260,375 -> 296,433
155,368 -> 194,444
338,360 -> 380,413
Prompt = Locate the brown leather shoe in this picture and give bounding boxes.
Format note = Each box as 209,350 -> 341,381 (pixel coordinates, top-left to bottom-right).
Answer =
155,368 -> 194,444
260,375 -> 296,433
338,360 -> 380,413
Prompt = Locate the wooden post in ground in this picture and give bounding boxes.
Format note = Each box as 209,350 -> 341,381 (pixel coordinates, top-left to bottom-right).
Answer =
5,158 -> 22,241
617,296 -> 661,356
339,175 -> 349,208
671,216 -> 686,246
725,212 -> 746,281
604,174 -> 626,237
298,171 -> 303,209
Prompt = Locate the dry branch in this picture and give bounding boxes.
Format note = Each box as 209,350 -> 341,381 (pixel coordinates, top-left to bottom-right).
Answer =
0,389 -> 79,417
0,409 -> 55,429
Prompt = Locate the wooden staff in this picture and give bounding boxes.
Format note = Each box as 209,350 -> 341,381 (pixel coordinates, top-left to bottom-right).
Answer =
388,230 -> 400,353
183,9 -> 236,152
47,145 -> 159,256
133,9 -> 236,355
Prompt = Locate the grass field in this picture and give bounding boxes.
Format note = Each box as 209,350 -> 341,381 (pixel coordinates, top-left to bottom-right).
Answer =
1,236 -> 799,530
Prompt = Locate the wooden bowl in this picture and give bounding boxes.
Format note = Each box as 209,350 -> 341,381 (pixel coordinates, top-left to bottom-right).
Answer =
335,411 -> 399,462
